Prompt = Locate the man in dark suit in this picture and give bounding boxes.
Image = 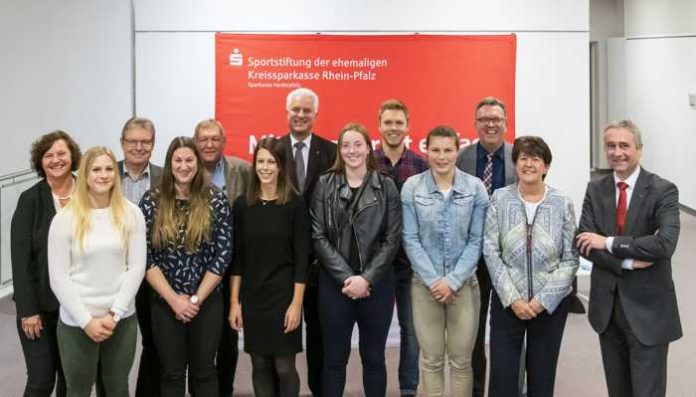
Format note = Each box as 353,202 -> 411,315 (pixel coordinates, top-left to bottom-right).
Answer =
194,118 -> 251,397
279,87 -> 336,396
117,117 -> 163,397
576,120 -> 681,397
455,96 -> 517,397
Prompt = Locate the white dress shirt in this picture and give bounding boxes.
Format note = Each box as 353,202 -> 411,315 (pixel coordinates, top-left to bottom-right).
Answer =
605,166 -> 641,269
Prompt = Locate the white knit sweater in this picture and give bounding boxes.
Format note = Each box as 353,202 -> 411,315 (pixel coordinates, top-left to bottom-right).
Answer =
48,201 -> 146,328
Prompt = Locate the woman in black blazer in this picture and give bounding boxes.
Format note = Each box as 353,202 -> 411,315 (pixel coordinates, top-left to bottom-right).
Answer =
11,130 -> 81,397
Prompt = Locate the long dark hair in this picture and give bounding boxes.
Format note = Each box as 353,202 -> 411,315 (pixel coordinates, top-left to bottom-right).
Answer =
152,137 -> 211,253
246,137 -> 296,205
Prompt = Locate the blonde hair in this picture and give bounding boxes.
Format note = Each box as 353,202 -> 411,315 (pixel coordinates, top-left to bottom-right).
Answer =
66,146 -> 131,250
152,137 -> 212,253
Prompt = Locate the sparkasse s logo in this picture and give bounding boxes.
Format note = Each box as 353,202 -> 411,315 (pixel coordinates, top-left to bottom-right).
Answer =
229,48 -> 243,66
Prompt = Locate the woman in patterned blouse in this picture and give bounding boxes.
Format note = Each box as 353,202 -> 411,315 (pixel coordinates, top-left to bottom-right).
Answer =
139,137 -> 232,397
483,136 -> 579,397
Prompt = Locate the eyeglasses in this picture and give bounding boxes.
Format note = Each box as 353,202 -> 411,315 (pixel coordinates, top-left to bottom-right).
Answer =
123,139 -> 153,148
476,117 -> 505,125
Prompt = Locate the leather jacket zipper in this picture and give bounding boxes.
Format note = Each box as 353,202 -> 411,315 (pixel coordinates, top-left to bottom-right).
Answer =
352,197 -> 378,273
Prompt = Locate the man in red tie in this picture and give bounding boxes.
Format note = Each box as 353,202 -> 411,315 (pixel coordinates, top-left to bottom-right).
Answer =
576,120 -> 682,397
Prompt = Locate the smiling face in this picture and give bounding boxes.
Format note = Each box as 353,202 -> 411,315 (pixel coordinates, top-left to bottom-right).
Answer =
41,139 -> 73,180
605,127 -> 642,179
379,109 -> 409,150
121,126 -> 154,169
171,147 -> 199,186
195,126 -> 225,165
255,148 -> 279,187
86,154 -> 116,196
340,130 -> 370,172
427,136 -> 458,176
515,153 -> 548,185
475,104 -> 507,152
287,95 -> 317,138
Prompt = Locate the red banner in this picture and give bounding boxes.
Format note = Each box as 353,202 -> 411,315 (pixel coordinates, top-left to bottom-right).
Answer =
216,34 -> 516,161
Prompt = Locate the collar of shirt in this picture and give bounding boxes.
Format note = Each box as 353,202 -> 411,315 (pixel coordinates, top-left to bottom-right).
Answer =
613,165 -> 641,206
476,141 -> 505,161
123,164 -> 150,182
290,132 -> 312,149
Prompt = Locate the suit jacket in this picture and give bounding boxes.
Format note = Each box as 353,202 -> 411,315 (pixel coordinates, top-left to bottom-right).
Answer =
223,155 -> 251,202
577,169 -> 682,345
456,141 -> 517,187
117,160 -> 163,192
11,179 -> 60,317
280,133 -> 337,203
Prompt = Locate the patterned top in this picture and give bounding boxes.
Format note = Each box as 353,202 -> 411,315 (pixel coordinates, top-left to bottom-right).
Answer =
140,187 -> 233,295
374,148 -> 429,192
483,184 -> 579,313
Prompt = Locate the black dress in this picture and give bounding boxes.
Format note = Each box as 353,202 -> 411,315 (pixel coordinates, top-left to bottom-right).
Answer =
232,194 -> 310,355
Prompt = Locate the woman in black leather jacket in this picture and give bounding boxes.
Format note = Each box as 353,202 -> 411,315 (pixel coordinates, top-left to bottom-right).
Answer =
310,122 -> 401,397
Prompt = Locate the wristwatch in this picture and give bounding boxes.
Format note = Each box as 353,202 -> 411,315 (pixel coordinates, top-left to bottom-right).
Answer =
108,310 -> 121,323
189,295 -> 199,304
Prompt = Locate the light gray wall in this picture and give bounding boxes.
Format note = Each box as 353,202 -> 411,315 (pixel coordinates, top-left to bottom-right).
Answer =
0,0 -> 133,176
134,0 -> 591,212
624,0 -> 696,209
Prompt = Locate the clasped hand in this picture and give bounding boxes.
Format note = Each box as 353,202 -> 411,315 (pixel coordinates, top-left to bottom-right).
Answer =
170,294 -> 199,323
342,276 -> 371,300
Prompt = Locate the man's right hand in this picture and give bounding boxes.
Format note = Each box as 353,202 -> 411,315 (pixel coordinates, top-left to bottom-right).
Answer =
633,260 -> 654,269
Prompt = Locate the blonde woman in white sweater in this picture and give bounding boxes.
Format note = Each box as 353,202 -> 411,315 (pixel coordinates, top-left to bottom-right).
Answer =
48,146 -> 146,397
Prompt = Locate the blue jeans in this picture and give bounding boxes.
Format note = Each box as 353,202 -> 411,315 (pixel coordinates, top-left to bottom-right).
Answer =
319,270 -> 395,397
394,258 -> 419,394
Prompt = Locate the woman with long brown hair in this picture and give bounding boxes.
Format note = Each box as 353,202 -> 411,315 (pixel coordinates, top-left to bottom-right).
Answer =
229,137 -> 310,396
139,137 -> 232,396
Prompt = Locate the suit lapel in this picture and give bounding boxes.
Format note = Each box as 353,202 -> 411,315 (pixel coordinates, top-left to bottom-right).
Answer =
305,137 -> 323,193
281,134 -> 300,191
623,170 -> 649,236
599,175 -> 617,235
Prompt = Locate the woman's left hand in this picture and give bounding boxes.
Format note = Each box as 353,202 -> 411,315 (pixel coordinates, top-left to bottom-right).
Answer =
342,276 -> 371,300
284,303 -> 302,334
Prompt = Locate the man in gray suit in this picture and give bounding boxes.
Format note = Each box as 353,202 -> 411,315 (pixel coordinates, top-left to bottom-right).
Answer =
194,118 -> 251,397
118,116 -> 163,397
576,120 -> 681,397
455,96 -> 516,397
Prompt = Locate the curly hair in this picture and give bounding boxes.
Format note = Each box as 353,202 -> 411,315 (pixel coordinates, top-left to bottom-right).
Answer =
30,130 -> 82,178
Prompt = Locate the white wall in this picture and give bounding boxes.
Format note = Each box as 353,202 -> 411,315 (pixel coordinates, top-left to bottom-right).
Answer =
0,0 -> 133,176
624,0 -> 696,209
134,0 -> 590,212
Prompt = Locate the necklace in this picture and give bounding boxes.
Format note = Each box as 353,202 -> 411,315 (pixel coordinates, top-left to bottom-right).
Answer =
260,196 -> 278,205
52,179 -> 75,201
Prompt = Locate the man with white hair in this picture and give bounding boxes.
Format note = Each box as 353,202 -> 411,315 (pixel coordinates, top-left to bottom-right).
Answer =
279,87 -> 336,396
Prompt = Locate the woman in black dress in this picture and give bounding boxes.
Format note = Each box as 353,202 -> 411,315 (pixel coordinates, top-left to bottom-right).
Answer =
229,137 -> 310,397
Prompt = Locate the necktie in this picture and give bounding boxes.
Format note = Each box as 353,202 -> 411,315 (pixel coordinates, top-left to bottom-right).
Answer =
294,141 -> 306,192
482,153 -> 493,195
616,181 -> 629,235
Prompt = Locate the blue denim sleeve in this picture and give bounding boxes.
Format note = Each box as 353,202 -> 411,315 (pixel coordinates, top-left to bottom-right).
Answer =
444,180 -> 487,291
401,177 -> 440,288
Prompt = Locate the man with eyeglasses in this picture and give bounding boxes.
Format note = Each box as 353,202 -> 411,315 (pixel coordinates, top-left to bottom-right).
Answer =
193,118 -> 250,397
118,116 -> 163,397
456,97 -> 517,397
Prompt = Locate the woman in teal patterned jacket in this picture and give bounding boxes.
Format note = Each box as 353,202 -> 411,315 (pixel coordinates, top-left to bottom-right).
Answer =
483,136 -> 578,397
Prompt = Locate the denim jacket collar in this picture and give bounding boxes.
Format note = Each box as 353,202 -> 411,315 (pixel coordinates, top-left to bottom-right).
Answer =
423,168 -> 471,196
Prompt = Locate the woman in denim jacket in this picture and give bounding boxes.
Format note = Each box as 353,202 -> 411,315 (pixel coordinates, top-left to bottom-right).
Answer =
483,136 -> 579,397
401,126 -> 489,396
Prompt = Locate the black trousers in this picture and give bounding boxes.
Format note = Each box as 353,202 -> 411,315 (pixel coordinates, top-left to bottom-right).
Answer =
489,292 -> 569,397
599,292 -> 668,397
217,282 -> 239,397
471,260 -> 492,397
304,281 -> 323,396
16,310 -> 66,397
152,290 -> 223,397
134,282 -> 161,397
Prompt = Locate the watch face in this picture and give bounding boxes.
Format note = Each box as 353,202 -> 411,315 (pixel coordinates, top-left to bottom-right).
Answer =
190,295 -> 199,304
112,314 -> 121,323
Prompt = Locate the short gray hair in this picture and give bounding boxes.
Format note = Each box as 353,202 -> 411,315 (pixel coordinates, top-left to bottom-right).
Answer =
604,119 -> 643,148
121,117 -> 156,140
286,87 -> 319,113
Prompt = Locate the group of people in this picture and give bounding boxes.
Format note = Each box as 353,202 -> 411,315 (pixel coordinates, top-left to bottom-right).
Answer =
11,86 -> 681,397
